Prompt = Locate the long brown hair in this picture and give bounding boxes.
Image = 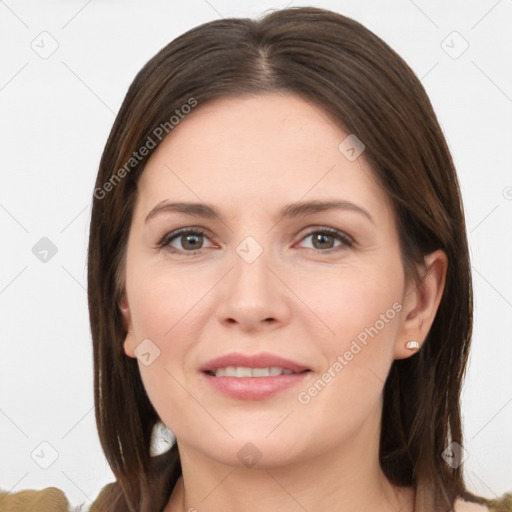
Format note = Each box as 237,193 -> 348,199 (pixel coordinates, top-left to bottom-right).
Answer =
88,6 -> 483,511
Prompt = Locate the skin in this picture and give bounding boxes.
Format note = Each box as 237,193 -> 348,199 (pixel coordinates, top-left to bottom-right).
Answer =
120,92 -> 448,512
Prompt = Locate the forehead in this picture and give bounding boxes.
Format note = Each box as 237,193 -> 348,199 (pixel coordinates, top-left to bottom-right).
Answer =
135,93 -> 392,224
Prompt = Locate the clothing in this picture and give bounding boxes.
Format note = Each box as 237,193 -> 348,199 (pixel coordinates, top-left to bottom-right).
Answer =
0,483 -> 113,511
0,484 -> 505,511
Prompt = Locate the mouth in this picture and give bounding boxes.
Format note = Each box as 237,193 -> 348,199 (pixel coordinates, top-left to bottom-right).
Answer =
199,351 -> 311,375
199,352 -> 312,400
201,370 -> 311,400
199,352 -> 313,400
204,366 -> 310,377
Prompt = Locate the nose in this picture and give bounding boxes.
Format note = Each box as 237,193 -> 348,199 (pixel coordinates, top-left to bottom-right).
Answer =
216,244 -> 292,332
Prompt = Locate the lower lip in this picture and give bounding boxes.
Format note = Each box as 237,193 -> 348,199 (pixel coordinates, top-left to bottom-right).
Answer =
202,371 -> 311,400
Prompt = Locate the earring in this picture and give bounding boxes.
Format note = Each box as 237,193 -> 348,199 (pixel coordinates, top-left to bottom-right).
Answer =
405,341 -> 420,350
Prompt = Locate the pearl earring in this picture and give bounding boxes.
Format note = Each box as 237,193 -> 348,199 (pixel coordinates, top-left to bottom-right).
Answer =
405,341 -> 419,350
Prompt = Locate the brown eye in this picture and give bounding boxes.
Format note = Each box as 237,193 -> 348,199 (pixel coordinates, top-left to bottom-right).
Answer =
178,232 -> 204,251
158,228 -> 213,254
311,232 -> 336,250
298,228 -> 353,252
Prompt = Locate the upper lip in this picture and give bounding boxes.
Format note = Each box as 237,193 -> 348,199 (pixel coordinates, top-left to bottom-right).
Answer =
199,352 -> 310,373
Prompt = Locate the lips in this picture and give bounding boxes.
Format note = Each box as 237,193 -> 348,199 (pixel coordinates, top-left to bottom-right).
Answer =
199,352 -> 312,400
199,352 -> 310,374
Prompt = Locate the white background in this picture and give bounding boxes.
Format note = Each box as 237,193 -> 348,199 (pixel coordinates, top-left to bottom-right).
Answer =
1,0 -> 511,508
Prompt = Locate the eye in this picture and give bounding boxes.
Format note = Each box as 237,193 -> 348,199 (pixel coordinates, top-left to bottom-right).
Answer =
157,228 -> 214,255
298,227 -> 353,252
157,226 -> 353,256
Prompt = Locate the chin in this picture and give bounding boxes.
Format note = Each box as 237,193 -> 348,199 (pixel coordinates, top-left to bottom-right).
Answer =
183,435 -> 308,469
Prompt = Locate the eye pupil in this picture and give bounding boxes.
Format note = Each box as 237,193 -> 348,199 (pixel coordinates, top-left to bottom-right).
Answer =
313,233 -> 334,249
182,234 -> 202,250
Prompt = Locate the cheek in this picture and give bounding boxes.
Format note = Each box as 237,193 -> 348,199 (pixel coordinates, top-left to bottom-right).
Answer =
125,263 -> 214,420
295,266 -> 402,409
128,261 -> 209,339
293,281 -> 401,444
297,263 -> 402,349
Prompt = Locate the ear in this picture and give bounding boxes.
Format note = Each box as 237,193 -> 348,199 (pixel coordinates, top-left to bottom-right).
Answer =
394,249 -> 448,359
120,292 -> 137,358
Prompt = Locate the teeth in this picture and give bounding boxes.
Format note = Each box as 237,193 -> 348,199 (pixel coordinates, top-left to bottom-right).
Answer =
269,366 -> 283,376
236,366 -> 252,377
213,366 -> 296,377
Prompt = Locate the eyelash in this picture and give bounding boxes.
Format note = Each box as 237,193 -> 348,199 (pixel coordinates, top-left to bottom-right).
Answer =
156,226 -> 354,256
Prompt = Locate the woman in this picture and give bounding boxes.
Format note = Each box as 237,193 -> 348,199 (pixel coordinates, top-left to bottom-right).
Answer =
85,6 -> 492,512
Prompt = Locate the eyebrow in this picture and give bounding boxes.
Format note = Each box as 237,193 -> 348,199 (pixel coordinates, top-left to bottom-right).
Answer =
145,199 -> 375,225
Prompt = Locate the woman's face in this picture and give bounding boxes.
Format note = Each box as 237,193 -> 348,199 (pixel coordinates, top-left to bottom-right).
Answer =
121,92 -> 421,468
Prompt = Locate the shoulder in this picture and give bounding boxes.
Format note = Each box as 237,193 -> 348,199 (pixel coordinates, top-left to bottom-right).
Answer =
454,497 -> 491,512
0,486 -> 70,511
0,484 -> 116,511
